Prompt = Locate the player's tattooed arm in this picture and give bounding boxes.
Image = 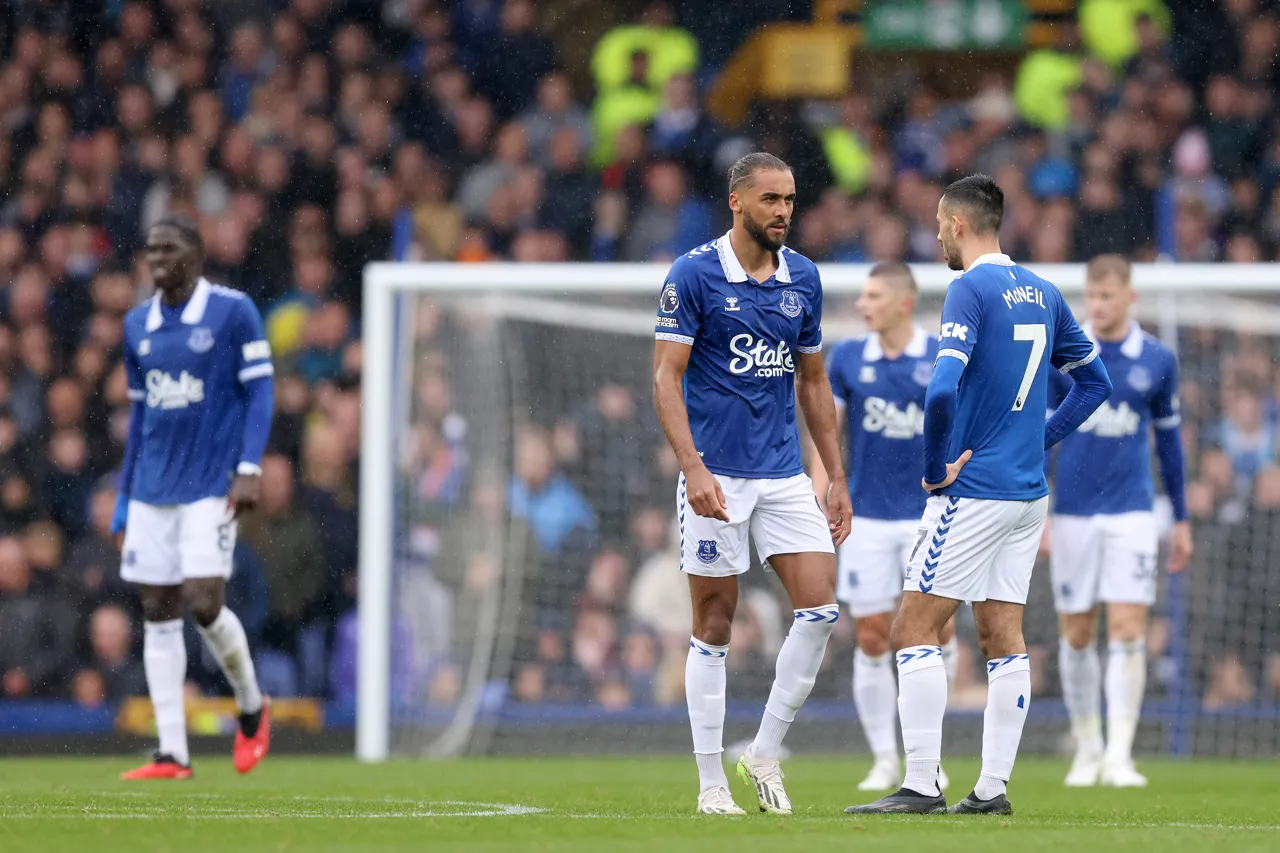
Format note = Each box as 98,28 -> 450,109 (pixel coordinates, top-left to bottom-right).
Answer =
653,339 -> 728,522
796,351 -> 851,545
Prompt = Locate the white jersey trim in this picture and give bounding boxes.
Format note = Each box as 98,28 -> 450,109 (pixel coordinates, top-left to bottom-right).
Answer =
1154,413 -> 1182,430
798,343 -> 822,354
127,389 -> 145,401
1058,346 -> 1098,374
937,348 -> 969,366
238,363 -> 275,382
656,332 -> 694,346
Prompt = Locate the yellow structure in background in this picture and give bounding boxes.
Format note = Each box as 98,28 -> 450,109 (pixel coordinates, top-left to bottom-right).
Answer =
117,697 -> 324,736
709,0 -> 1074,127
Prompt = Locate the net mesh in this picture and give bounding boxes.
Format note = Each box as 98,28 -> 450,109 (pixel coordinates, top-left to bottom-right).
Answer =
382,281 -> 1280,758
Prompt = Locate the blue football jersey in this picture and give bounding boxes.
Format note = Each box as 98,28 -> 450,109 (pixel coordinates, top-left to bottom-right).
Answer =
654,232 -> 823,479
1049,322 -> 1180,516
828,327 -> 937,520
122,278 -> 275,505
933,254 -> 1097,500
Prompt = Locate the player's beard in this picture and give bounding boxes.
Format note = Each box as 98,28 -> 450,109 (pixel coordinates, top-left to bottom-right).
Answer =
743,209 -> 788,253
940,234 -> 964,271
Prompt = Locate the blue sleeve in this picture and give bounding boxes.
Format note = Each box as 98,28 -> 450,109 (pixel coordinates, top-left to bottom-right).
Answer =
936,276 -> 982,366
112,400 -> 145,534
1154,427 -> 1188,522
923,355 -> 965,485
1049,294 -> 1097,373
654,258 -> 702,345
234,299 -> 275,470
827,342 -> 850,407
798,267 -> 823,354
1046,366 -> 1070,412
1152,350 -> 1188,521
1044,356 -> 1112,449
234,298 -> 275,385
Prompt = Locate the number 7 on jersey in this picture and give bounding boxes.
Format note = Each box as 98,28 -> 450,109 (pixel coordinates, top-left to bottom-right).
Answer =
1011,324 -> 1046,412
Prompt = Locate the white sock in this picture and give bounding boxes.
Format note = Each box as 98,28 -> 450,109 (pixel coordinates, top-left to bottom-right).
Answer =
1058,638 -> 1102,755
687,637 -> 729,792
940,634 -> 958,686
143,619 -> 189,765
975,654 -> 1031,800
853,648 -> 898,762
753,605 -> 839,759
1104,639 -> 1146,765
897,645 -> 946,797
195,607 -> 264,714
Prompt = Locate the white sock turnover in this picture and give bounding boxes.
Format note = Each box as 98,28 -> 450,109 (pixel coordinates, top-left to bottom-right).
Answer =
853,648 -> 898,762
1058,637 -> 1103,754
753,605 -> 839,760
1104,639 -> 1146,765
897,645 -> 946,797
687,637 -> 729,792
196,607 -> 264,715
143,619 -> 189,765
975,654 -> 1031,801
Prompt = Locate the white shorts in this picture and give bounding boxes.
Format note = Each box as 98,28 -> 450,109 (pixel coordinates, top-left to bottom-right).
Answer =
1049,512 -> 1158,613
120,497 -> 237,586
677,472 -> 834,577
904,494 -> 1049,605
837,517 -> 919,617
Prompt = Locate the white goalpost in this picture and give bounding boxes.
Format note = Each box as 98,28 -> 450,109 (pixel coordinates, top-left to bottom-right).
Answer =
358,260 -> 1280,763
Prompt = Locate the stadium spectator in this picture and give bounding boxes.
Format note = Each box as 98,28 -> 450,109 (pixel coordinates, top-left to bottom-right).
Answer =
0,537 -> 77,697
239,453 -> 328,696
83,604 -> 147,704
509,427 -> 596,557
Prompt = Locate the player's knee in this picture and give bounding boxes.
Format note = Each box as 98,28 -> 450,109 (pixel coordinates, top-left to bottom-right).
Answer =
975,623 -> 1024,659
183,582 -> 225,627
856,615 -> 892,656
137,586 -> 182,623
692,599 -> 735,647
1107,620 -> 1145,644
1061,619 -> 1096,650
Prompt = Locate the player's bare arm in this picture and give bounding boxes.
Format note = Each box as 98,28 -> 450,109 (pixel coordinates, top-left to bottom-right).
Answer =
653,339 -> 728,522
795,350 -> 850,544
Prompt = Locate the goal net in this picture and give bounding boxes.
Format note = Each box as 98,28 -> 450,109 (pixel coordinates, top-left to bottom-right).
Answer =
358,261 -> 1280,761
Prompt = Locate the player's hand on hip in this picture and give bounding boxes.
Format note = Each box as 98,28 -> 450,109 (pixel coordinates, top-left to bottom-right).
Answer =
826,479 -> 852,546
1037,522 -> 1052,560
685,465 -> 729,522
228,473 -> 262,518
1168,520 -> 1193,573
922,449 -> 973,493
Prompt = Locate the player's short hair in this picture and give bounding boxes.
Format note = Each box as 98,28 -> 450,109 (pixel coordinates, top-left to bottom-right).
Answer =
940,174 -> 1004,234
867,261 -> 918,296
149,213 -> 204,254
727,152 -> 791,195
1086,254 -> 1131,286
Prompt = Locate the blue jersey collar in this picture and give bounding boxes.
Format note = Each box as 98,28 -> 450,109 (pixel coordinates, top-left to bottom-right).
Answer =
146,276 -> 213,332
1083,320 -> 1144,359
965,252 -> 1015,271
863,325 -> 930,362
714,231 -> 792,284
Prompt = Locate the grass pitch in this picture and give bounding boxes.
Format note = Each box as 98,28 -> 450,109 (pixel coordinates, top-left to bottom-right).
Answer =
0,755 -> 1275,852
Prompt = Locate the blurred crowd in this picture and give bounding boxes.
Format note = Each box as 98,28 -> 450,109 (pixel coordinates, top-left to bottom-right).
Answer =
0,0 -> 1278,720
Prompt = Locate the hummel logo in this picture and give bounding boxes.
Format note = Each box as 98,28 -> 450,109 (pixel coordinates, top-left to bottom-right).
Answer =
725,296 -> 740,311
